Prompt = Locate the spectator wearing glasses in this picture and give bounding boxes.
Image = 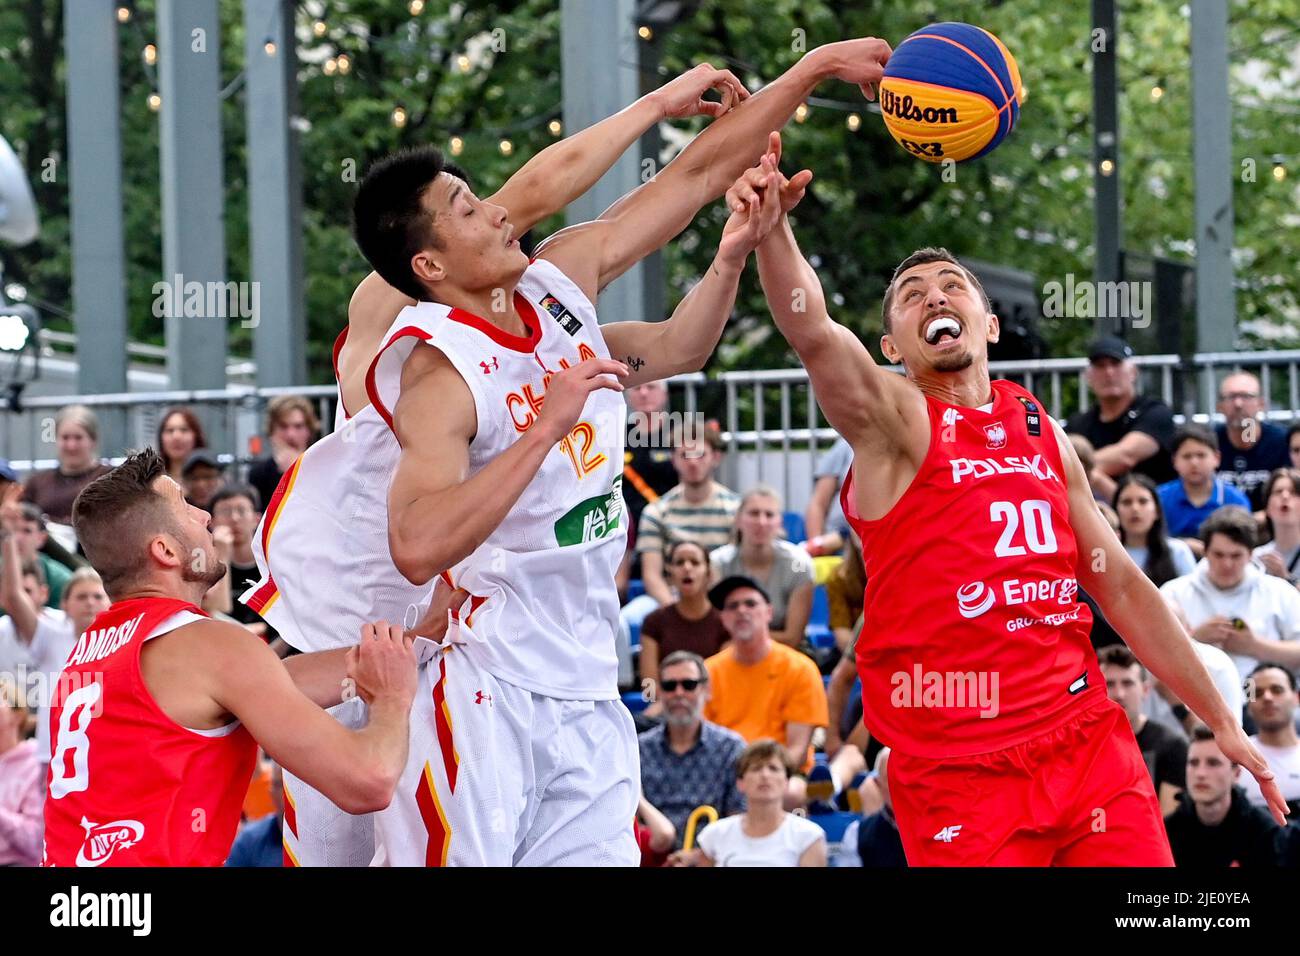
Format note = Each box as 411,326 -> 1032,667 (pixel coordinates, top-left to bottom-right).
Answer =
1216,373 -> 1289,509
669,739 -> 827,867
1254,469 -> 1300,587
638,650 -> 746,847
704,576 -> 833,808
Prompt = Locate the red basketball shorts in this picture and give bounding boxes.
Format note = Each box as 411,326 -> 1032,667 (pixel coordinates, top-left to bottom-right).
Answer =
887,698 -> 1174,866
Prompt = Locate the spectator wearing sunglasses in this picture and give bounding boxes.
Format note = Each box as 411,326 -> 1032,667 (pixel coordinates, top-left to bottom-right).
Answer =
638,650 -> 747,847
704,576 -> 830,808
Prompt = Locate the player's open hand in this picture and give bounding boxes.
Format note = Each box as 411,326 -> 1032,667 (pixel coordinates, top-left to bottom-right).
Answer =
536,357 -> 628,443
347,620 -> 418,708
651,62 -> 749,120
404,578 -> 471,644
1215,724 -> 1291,825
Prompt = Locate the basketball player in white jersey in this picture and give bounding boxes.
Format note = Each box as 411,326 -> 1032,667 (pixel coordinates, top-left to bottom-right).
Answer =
352,40 -> 893,865
253,63 -> 760,867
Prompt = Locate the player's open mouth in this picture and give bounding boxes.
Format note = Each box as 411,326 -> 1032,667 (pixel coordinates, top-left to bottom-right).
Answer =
924,315 -> 962,345
504,226 -> 517,247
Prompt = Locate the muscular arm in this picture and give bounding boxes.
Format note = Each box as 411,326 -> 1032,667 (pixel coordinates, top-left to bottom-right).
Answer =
153,622 -> 411,814
535,41 -> 887,302
1061,420 -> 1236,729
282,648 -> 351,709
756,215 -> 923,452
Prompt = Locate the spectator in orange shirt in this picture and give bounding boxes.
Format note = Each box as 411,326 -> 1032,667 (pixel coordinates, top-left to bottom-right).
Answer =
703,575 -> 829,809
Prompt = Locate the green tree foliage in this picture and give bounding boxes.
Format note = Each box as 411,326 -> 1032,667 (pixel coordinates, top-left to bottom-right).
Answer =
0,0 -> 1295,385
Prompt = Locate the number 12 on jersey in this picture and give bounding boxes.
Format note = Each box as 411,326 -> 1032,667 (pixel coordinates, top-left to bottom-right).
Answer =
559,421 -> 606,479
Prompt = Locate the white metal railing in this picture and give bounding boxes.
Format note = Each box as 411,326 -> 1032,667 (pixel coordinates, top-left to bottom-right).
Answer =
7,351 -> 1300,509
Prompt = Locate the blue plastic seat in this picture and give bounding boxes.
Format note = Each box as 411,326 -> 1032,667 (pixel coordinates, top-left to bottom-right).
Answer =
627,579 -> 645,601
783,511 -> 806,543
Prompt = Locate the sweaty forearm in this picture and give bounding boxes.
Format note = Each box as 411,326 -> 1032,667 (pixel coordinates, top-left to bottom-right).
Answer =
1105,571 -> 1239,731
392,427 -> 558,584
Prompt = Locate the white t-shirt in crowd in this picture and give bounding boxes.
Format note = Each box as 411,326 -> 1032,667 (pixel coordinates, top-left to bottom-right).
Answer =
1236,736 -> 1300,808
697,812 -> 825,867
0,609 -> 75,763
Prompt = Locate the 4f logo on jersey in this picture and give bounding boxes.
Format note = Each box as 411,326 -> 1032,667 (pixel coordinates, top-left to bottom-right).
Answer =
984,421 -> 1008,450
76,816 -> 145,867
540,292 -> 582,337
933,825 -> 963,842
480,357 -> 499,375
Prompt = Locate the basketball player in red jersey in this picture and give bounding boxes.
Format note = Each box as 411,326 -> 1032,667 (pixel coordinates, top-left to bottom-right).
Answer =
42,449 -> 458,867
735,134 -> 1287,865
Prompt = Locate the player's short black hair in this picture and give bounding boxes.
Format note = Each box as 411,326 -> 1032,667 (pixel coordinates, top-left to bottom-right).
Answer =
352,146 -> 471,302
881,246 -> 991,334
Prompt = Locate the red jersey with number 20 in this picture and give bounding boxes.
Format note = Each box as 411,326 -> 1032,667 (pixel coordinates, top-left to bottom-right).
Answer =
841,379 -> 1104,759
43,597 -> 257,867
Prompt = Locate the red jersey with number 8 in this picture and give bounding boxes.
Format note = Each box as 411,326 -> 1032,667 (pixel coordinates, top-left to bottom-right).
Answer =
43,597 -> 257,867
840,379 -> 1104,759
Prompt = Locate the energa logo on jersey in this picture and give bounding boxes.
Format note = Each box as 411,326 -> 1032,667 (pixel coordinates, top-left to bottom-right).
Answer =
76,816 -> 145,867
956,577 -> 1079,620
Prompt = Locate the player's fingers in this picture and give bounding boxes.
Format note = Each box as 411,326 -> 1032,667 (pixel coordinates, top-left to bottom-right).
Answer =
768,130 -> 782,165
360,622 -> 378,643
579,357 -> 630,379
696,99 -> 726,118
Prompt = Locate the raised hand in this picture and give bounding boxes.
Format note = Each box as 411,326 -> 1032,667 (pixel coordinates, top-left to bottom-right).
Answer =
651,62 -> 750,120
535,357 -> 629,443
726,131 -> 812,216
717,154 -> 786,268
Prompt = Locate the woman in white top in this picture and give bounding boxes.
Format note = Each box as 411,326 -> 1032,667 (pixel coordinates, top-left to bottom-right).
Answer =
1113,474 -> 1195,586
1253,468 -> 1300,587
710,485 -> 814,647
677,739 -> 827,867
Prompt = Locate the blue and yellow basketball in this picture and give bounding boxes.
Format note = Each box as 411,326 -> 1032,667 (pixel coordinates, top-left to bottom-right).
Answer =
879,22 -> 1025,163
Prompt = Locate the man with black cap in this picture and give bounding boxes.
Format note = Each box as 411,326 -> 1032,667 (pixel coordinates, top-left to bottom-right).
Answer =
1066,335 -> 1176,501
702,574 -> 829,809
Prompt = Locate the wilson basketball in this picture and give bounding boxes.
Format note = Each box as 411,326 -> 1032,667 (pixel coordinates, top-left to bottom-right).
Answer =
879,21 -> 1026,163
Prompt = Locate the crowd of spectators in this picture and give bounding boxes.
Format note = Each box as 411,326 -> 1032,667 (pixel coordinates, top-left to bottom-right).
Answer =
9,346 -> 1300,867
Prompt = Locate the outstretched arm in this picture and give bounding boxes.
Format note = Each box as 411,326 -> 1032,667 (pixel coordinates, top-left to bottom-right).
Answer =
344,66 -> 750,336
598,154 -> 786,386
489,63 -> 748,236
1059,418 -> 1290,825
535,38 -> 893,303
751,148 -> 918,452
